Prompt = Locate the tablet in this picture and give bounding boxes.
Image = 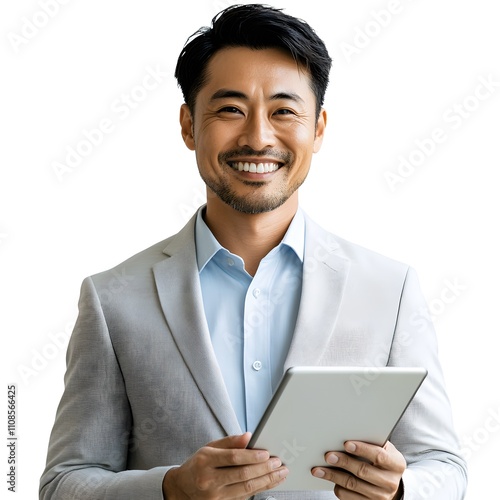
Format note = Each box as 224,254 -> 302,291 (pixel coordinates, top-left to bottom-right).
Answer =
248,366 -> 427,491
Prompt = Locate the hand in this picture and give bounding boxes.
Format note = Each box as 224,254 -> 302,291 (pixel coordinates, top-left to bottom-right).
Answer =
311,440 -> 405,499
162,432 -> 288,499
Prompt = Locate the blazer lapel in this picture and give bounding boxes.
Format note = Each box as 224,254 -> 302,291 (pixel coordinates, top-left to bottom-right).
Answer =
153,214 -> 241,436
284,215 -> 350,369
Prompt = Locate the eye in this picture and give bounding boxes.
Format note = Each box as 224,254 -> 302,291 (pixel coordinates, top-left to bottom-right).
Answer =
274,108 -> 296,116
217,106 -> 243,114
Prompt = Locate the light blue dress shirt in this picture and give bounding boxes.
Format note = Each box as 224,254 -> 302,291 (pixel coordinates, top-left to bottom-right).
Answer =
195,208 -> 304,433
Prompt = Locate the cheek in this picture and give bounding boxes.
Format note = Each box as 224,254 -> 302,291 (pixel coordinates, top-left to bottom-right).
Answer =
281,118 -> 316,139
194,136 -> 225,171
281,125 -> 317,156
198,123 -> 237,154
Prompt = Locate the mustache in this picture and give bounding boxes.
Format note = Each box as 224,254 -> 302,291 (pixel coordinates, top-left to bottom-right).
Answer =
219,147 -> 292,164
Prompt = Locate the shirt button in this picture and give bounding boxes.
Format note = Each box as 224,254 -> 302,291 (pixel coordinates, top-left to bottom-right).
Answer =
252,288 -> 261,298
227,258 -> 234,266
252,360 -> 262,371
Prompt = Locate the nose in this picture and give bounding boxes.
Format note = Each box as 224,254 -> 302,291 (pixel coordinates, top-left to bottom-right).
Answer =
237,111 -> 276,151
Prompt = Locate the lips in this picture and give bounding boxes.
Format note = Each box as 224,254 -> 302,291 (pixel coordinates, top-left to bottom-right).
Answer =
228,161 -> 281,173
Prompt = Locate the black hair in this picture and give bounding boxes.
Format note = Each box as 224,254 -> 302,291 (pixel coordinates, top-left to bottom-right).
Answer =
174,4 -> 332,119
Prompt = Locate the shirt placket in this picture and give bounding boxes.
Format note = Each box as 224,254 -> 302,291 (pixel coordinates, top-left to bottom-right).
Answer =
243,259 -> 275,433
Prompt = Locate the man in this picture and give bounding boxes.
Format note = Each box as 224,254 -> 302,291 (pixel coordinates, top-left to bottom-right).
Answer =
40,4 -> 467,499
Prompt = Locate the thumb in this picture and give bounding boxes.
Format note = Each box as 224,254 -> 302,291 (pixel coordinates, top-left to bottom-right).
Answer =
207,432 -> 252,450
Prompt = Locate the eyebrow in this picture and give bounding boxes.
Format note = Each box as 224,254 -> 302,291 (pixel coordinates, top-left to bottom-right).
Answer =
209,89 -> 305,104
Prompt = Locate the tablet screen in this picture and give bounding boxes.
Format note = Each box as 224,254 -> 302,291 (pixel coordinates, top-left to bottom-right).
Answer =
248,366 -> 427,491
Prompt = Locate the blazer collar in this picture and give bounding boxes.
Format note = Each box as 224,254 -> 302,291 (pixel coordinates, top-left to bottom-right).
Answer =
153,212 -> 241,436
284,213 -> 350,369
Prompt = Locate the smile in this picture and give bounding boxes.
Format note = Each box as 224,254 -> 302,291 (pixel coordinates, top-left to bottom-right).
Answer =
228,161 -> 281,173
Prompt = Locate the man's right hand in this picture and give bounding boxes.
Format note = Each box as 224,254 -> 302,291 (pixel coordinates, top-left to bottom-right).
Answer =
162,432 -> 288,499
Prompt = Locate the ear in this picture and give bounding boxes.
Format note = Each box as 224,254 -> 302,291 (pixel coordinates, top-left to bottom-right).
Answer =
180,104 -> 195,151
313,108 -> 327,153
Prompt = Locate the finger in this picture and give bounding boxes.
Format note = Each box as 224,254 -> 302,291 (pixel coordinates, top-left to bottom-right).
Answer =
197,435 -> 269,469
334,482 -> 369,500
322,452 -> 388,487
338,440 -> 406,473
201,433 -> 269,468
312,441 -> 405,495
313,466 -> 402,499
197,446 -> 268,470
312,466 -> 374,497
219,456 -> 285,486
222,462 -> 289,498
207,432 -> 252,450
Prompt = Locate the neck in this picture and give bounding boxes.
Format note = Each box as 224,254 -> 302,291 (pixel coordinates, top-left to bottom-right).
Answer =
203,194 -> 298,276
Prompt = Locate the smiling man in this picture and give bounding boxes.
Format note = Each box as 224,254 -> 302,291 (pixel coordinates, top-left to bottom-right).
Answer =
40,4 -> 467,500
179,45 -> 326,277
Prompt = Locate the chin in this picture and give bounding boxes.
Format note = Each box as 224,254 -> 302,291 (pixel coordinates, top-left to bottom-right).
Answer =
222,192 -> 292,214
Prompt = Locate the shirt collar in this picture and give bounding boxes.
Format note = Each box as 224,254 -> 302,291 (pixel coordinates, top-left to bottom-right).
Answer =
195,207 -> 305,273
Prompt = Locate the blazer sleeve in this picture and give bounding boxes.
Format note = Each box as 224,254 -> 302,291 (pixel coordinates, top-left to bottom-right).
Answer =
388,267 -> 468,499
39,277 -> 172,499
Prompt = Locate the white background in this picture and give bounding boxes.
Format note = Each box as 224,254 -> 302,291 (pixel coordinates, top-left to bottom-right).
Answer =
2,0 -> 499,498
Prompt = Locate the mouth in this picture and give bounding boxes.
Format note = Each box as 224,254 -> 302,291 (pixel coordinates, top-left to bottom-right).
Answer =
227,161 -> 282,173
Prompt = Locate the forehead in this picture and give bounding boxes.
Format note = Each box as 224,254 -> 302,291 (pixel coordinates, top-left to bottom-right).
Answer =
199,46 -> 314,102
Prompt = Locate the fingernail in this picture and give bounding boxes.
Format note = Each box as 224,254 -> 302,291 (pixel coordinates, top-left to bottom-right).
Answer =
271,458 -> 282,469
345,442 -> 356,452
313,469 -> 325,478
279,467 -> 289,478
326,453 -> 338,464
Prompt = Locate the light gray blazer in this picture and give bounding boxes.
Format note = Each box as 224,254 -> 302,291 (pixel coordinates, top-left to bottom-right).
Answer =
40,209 -> 467,499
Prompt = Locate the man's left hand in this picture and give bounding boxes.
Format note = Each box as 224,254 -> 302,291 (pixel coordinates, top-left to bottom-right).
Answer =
311,440 -> 405,499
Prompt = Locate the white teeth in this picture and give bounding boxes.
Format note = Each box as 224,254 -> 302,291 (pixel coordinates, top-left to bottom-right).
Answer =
230,161 -> 280,173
